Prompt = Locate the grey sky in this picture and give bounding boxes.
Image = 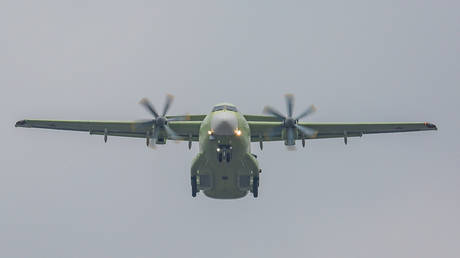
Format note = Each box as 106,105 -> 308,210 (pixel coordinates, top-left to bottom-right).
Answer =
1,1 -> 459,258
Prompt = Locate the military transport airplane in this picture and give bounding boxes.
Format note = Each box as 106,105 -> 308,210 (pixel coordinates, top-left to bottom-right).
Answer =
15,94 -> 437,199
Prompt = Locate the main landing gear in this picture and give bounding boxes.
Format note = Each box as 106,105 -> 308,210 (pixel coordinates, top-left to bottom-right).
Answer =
252,176 -> 259,198
191,176 -> 198,197
217,145 -> 232,163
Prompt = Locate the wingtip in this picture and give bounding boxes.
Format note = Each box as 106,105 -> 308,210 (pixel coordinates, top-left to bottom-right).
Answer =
15,120 -> 26,127
425,122 -> 438,130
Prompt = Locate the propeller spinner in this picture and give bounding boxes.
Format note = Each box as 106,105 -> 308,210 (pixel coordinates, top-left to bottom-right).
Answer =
263,94 -> 317,147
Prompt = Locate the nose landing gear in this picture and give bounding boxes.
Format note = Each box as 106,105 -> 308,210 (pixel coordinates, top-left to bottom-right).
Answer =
218,152 -> 223,162
217,145 -> 232,163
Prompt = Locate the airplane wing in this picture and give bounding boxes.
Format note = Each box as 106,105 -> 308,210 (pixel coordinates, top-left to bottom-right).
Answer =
248,121 -> 438,142
15,119 -> 202,142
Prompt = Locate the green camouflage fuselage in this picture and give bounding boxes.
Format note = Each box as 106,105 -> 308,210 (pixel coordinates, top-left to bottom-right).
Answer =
191,104 -> 259,199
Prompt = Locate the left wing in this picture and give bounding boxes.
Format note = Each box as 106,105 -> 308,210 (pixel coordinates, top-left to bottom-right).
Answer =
249,121 -> 437,142
15,119 -> 202,141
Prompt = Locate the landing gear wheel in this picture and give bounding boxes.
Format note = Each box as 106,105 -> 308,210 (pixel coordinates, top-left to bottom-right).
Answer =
218,152 -> 223,162
252,176 -> 259,198
191,176 -> 198,197
226,152 -> 231,163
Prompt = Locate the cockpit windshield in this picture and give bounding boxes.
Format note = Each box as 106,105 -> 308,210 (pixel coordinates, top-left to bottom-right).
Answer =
212,105 -> 238,112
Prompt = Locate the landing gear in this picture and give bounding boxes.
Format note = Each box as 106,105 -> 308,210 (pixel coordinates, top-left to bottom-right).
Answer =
218,152 -> 223,162
226,151 -> 231,163
191,176 -> 198,197
252,176 -> 259,198
217,145 -> 232,163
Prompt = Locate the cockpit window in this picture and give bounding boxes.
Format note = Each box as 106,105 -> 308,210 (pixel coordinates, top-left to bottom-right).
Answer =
226,106 -> 237,112
212,105 -> 225,112
212,105 -> 238,112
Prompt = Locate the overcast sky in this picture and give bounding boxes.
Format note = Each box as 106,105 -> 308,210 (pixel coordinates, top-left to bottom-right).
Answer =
1,1 -> 459,258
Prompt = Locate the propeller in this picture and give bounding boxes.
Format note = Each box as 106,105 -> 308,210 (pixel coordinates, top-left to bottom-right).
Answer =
139,94 -> 184,147
263,94 -> 318,146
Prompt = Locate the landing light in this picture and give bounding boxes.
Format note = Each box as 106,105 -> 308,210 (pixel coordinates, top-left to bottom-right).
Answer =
234,129 -> 242,136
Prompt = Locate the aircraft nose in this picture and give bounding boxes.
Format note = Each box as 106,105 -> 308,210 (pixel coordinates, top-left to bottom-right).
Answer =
211,111 -> 238,136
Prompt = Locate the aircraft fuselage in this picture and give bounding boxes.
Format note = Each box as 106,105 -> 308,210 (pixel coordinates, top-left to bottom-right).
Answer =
191,103 -> 260,199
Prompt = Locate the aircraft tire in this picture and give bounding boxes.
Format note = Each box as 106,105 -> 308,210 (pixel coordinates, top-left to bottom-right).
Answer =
253,176 -> 259,198
218,152 -> 223,162
191,176 -> 197,197
226,152 -> 231,163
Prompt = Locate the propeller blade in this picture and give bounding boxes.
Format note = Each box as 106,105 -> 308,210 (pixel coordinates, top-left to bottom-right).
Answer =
285,94 -> 294,118
162,94 -> 174,117
295,124 -> 318,138
164,124 -> 182,140
286,145 -> 297,151
295,105 -> 316,121
150,126 -> 160,148
167,115 -> 189,121
263,106 -> 287,121
265,125 -> 283,138
130,120 -> 154,131
286,127 -> 296,146
139,98 -> 159,118
135,119 -> 156,127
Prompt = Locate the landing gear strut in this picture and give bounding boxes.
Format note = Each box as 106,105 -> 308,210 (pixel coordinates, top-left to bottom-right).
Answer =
252,176 -> 259,198
191,176 -> 198,197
